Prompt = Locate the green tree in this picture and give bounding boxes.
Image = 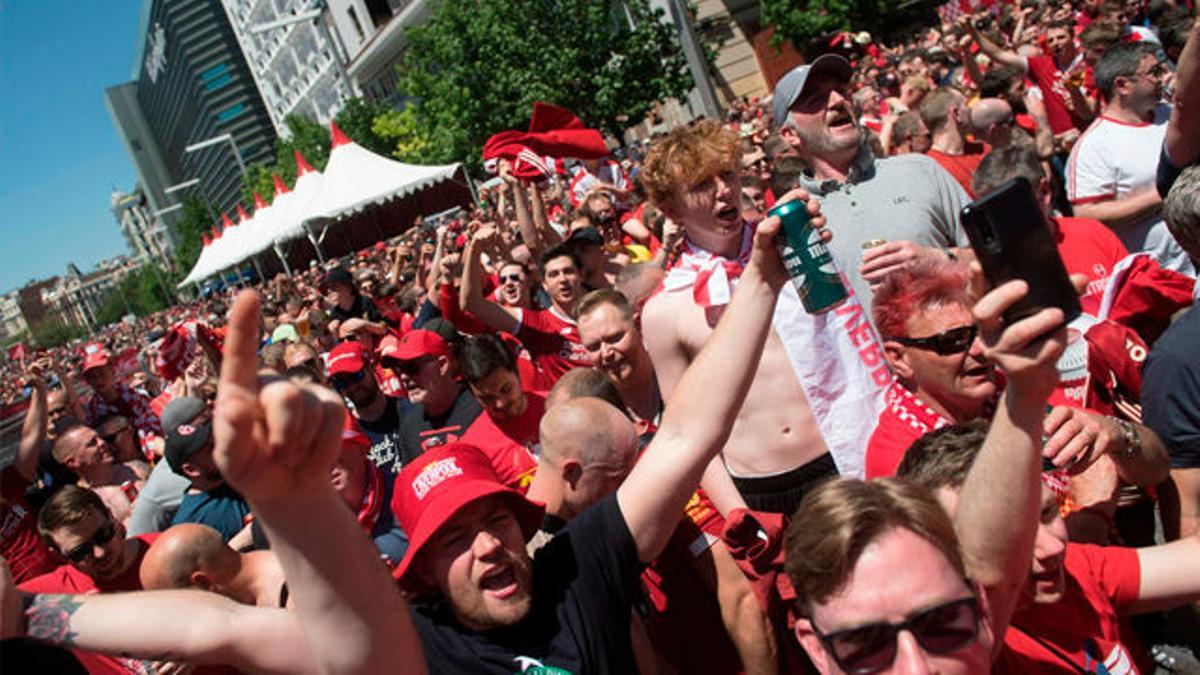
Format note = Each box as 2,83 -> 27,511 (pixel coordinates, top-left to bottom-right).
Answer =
395,0 -> 692,171
760,0 -> 932,52
92,266 -> 176,327
241,114 -> 332,205
29,319 -> 85,349
372,107 -> 433,163
170,196 -> 215,273
334,97 -> 398,157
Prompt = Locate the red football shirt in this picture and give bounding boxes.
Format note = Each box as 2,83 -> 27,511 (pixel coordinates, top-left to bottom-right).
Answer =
460,392 -> 544,491
0,468 -> 57,583
20,533 -> 161,674
1053,216 -> 1129,315
926,142 -> 989,197
1026,55 -> 1090,136
514,306 -> 592,385
997,543 -> 1149,674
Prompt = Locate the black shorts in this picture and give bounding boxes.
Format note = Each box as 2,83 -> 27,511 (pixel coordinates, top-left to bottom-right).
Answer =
730,453 -> 839,518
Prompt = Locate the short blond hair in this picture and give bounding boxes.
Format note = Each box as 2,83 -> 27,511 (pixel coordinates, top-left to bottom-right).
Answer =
640,120 -> 742,210
785,478 -> 964,616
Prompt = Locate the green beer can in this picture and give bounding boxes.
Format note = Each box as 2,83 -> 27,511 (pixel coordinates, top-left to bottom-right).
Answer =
769,199 -> 848,313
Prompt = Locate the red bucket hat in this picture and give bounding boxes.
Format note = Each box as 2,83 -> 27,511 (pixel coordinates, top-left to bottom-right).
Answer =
391,444 -> 543,591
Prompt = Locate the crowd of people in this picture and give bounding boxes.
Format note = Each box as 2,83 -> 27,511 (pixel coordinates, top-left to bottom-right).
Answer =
2,0 -> 1200,672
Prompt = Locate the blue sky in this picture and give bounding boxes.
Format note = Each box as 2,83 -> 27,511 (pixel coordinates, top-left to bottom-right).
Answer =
0,1 -> 143,294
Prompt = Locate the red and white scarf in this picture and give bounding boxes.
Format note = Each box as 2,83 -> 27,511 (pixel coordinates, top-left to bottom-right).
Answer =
662,226 -> 892,478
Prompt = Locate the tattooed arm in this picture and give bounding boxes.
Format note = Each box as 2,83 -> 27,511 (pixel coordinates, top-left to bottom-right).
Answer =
8,586 -> 315,673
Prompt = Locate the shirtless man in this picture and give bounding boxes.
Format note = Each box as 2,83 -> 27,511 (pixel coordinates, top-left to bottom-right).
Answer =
51,423 -> 149,527
640,119 -> 879,517
140,523 -> 289,608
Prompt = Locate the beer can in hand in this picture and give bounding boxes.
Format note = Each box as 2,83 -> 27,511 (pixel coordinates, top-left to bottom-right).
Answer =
769,199 -> 848,313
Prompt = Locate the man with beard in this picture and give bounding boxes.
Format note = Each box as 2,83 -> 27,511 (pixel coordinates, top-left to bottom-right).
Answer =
462,227 -> 592,385
1069,42 -> 1195,275
328,340 -> 409,474
163,397 -> 251,541
457,334 -> 541,491
773,54 -> 971,309
379,329 -> 483,467
3,196 -> 805,675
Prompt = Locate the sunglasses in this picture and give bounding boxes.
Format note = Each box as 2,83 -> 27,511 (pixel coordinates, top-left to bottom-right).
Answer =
102,426 -> 130,444
394,356 -> 435,377
812,595 -> 980,674
330,368 -> 368,390
499,273 -> 524,284
890,325 -> 978,356
63,521 -> 118,564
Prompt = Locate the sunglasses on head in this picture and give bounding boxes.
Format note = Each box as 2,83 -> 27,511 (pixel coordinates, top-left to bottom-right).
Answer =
890,325 -> 978,356
812,595 -> 980,674
330,368 -> 368,390
63,521 -> 118,564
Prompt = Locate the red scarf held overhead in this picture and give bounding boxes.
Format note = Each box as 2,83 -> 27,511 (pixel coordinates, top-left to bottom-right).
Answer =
482,102 -> 609,180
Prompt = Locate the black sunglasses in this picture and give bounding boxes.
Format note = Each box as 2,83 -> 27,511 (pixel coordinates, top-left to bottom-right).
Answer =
890,325 -> 978,356
63,521 -> 118,564
101,426 -> 130,444
393,356 -> 435,377
330,368 -> 368,390
499,273 -> 524,284
812,595 -> 980,674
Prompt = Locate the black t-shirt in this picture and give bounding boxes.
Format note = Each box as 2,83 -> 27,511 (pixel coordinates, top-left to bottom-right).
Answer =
411,495 -> 642,673
358,396 -> 410,474
331,293 -> 388,326
1143,304 -> 1200,468
399,387 -> 483,465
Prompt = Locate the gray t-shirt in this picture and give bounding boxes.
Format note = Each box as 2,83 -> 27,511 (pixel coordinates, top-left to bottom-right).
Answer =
798,149 -> 971,318
127,459 -> 191,536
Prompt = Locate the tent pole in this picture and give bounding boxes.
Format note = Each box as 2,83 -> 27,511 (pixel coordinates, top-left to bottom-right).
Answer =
274,242 -> 293,276
304,224 -> 326,263
251,256 -> 265,284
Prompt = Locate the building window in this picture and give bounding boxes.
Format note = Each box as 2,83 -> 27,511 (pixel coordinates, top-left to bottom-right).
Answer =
347,7 -> 365,40
216,103 -> 246,123
205,73 -> 233,92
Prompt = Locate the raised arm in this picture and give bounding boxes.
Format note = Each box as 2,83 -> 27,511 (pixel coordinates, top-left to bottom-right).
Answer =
955,279 -> 1067,656
459,225 -> 520,333
15,358 -> 50,481
962,17 -> 1027,71
213,291 -> 426,675
527,180 -> 562,251
1167,15 -> 1200,169
7,584 -> 315,673
619,195 -> 824,562
499,160 -> 541,259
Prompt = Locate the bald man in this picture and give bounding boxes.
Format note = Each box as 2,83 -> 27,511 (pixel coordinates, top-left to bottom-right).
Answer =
970,97 -> 1017,150
51,424 -> 148,528
529,398 -> 778,674
139,523 -> 289,609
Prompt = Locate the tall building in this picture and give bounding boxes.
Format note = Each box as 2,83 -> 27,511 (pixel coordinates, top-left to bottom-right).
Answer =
220,0 -> 357,136
330,0 -> 433,105
111,188 -> 176,270
0,293 -> 29,344
107,0 -> 278,219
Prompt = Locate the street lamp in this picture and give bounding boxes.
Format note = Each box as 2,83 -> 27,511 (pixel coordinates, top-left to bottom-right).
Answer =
186,133 -> 246,176
248,1 -> 359,99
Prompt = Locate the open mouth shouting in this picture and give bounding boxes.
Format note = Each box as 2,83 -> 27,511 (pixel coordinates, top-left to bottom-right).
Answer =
480,565 -> 520,600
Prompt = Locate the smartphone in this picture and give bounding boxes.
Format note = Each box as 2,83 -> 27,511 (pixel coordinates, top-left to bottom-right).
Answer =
959,176 -> 1081,325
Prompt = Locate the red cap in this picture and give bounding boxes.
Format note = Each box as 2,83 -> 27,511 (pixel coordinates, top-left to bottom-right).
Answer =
327,341 -> 369,376
374,241 -> 387,252
390,444 -> 543,591
82,343 -> 111,372
380,330 -> 451,365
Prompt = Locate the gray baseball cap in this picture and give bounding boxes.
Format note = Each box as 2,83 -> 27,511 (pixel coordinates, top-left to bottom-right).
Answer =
772,54 -> 855,128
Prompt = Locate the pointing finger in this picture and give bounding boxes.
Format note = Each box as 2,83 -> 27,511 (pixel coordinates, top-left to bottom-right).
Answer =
218,291 -> 263,400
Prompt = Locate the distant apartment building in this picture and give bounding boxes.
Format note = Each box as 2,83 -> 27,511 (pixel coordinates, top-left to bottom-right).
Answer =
40,260 -> 141,333
0,293 -> 28,344
111,188 -> 175,270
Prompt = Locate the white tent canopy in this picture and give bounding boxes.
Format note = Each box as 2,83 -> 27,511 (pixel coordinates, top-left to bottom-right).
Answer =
295,125 -> 460,240
177,123 -> 463,289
